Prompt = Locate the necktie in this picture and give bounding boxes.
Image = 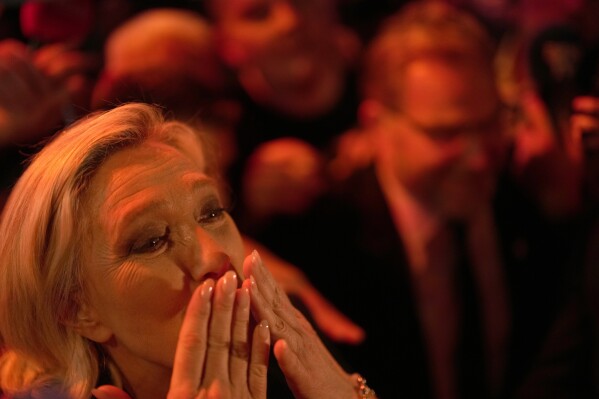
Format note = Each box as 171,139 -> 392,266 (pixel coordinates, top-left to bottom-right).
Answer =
453,223 -> 488,398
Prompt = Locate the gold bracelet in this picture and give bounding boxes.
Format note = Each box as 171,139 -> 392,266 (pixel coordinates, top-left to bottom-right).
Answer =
353,373 -> 377,399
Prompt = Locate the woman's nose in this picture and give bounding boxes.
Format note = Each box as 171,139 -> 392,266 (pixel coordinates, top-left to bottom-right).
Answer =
182,227 -> 235,284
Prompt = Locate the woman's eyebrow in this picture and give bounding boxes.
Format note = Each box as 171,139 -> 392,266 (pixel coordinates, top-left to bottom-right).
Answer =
108,195 -> 168,242
183,174 -> 219,195
107,175 -> 219,240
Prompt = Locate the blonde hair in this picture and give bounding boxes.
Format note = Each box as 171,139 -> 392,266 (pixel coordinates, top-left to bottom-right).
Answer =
0,103 -> 217,398
362,1 -> 497,109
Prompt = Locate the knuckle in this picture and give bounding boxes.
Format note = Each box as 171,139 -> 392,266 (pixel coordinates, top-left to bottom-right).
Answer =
273,315 -> 287,333
179,332 -> 207,350
249,363 -> 268,380
271,288 -> 283,309
233,317 -> 249,333
167,384 -> 196,399
232,321 -> 249,343
230,340 -> 250,360
207,336 -> 231,352
196,303 -> 212,319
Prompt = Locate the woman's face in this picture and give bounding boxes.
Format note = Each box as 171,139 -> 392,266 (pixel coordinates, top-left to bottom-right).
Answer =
79,139 -> 244,383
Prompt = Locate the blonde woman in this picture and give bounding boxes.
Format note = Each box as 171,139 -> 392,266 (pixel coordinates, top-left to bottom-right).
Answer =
0,103 -> 375,399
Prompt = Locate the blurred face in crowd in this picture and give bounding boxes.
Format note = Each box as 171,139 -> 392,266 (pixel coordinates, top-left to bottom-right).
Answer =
78,139 -> 244,387
210,0 -> 358,118
373,57 -> 508,220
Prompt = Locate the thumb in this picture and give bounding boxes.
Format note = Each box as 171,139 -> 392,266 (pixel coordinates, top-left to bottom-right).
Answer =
273,339 -> 306,389
91,385 -> 132,399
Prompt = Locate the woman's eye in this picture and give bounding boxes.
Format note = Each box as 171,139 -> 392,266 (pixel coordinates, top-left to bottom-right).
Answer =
199,207 -> 226,224
132,234 -> 167,254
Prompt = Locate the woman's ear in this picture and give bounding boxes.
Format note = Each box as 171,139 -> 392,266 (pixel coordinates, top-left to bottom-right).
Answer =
64,302 -> 113,343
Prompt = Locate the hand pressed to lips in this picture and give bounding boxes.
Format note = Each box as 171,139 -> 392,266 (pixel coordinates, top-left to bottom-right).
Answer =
242,250 -> 358,399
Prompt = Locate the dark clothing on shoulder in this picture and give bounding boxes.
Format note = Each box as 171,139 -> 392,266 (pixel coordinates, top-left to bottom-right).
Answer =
249,165 -> 579,398
514,208 -> 599,399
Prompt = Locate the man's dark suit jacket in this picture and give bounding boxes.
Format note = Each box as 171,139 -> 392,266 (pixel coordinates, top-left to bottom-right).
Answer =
245,165 -> 578,398
513,209 -> 599,399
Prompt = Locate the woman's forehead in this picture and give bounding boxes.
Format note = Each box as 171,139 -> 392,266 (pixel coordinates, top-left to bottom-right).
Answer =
155,126 -> 209,171
84,142 -> 209,211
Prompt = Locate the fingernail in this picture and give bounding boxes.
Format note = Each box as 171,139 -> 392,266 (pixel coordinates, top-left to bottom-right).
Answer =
200,279 -> 214,299
250,274 -> 257,290
223,271 -> 237,295
259,319 -> 270,344
252,249 -> 262,267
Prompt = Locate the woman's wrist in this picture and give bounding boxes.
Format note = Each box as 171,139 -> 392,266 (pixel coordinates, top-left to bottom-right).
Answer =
350,373 -> 377,399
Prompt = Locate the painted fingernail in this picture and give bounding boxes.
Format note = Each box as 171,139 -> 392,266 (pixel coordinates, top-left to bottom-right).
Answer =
258,320 -> 270,345
200,279 -> 214,299
251,249 -> 262,267
222,271 -> 237,295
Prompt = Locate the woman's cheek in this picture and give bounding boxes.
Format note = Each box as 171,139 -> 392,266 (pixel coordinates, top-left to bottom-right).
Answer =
111,259 -> 191,321
220,219 -> 245,275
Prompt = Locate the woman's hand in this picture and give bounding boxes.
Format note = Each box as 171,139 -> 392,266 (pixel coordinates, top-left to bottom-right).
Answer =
93,271 -> 270,399
242,251 -> 359,399
243,237 -> 365,345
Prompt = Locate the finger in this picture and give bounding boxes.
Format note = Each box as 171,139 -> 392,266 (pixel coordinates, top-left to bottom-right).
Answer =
272,339 -> 354,399
196,387 -> 208,399
229,287 -> 251,393
243,251 -> 294,314
243,273 -> 295,344
205,380 -> 227,399
170,279 -> 215,398
244,273 -> 343,367
91,386 -> 132,399
272,339 -> 307,396
299,285 -> 365,344
202,271 -> 237,385
263,252 -> 364,342
571,114 -> 599,134
249,320 -> 270,399
247,251 -> 307,335
570,114 -> 599,159
573,96 -> 599,115
245,257 -> 356,399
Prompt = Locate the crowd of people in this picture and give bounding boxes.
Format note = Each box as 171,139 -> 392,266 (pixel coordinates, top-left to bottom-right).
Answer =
0,0 -> 599,398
